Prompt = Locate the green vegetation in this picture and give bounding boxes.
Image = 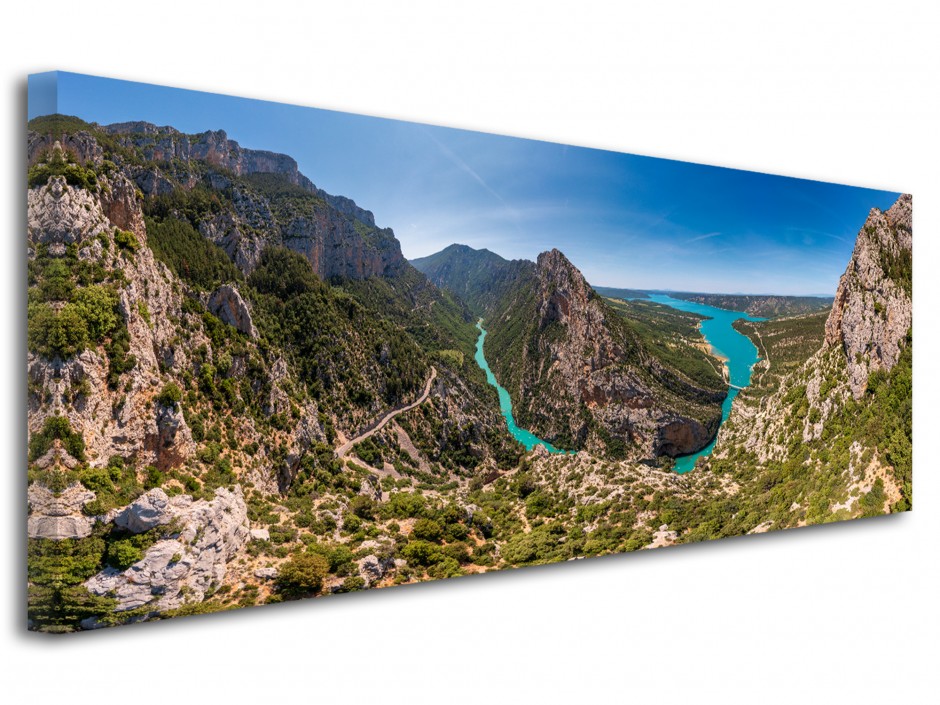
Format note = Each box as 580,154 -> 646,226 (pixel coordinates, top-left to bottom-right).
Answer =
80,456 -> 144,515
114,229 -> 139,253
27,533 -> 116,633
276,552 -> 330,597
144,215 -> 242,291
27,244 -> 125,360
248,247 -> 427,413
28,416 -> 86,462
734,312 -> 828,398
28,146 -> 99,191
606,297 -> 725,392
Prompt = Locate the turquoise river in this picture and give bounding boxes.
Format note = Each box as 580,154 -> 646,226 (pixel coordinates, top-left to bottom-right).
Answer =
643,294 -> 764,473
474,295 -> 764,472
474,320 -> 571,454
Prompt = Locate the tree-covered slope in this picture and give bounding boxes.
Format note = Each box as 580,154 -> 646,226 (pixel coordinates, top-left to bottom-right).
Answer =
411,243 -> 536,318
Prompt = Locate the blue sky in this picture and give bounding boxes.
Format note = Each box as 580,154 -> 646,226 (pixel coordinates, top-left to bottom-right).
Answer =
30,72 -> 902,296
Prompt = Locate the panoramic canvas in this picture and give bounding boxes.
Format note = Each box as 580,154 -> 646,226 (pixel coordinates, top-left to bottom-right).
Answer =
26,72 -> 912,632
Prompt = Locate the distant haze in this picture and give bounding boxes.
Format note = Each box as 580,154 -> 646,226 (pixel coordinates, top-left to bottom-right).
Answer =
40,72 -> 902,296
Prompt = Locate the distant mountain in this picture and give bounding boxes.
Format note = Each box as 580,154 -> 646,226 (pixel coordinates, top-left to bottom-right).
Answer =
592,285 -> 650,300
668,293 -> 834,319
411,244 -> 535,318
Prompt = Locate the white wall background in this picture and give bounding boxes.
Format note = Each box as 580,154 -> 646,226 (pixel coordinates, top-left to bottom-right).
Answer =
1,2 -> 936,702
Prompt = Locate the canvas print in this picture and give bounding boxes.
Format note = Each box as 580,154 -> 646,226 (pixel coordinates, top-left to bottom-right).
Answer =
26,72 -> 912,632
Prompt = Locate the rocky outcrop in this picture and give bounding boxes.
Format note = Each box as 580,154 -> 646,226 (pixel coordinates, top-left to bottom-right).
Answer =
27,173 -> 110,246
84,486 -> 249,618
357,554 -> 395,587
99,172 -> 146,240
282,212 -> 406,280
104,124 -> 316,190
27,484 -> 96,540
99,122 -> 403,280
501,249 -> 723,458
26,145 -> 191,469
111,488 -> 175,533
28,130 -> 104,166
208,284 -> 258,338
825,194 -> 912,398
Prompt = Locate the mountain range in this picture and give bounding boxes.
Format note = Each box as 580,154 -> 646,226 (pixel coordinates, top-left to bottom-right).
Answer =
25,114 -> 912,631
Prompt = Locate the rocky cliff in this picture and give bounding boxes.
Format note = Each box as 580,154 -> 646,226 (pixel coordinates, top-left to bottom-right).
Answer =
26,120 -> 517,631
488,249 -> 725,458
28,119 -> 401,280
84,487 -> 249,622
825,194 -> 912,398
707,193 -> 913,525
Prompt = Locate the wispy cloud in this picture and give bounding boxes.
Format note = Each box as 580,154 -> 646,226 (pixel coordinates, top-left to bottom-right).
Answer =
685,231 -> 722,243
422,128 -> 517,217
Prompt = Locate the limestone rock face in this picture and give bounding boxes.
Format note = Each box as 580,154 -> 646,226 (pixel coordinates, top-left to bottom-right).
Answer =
100,122 -> 400,281
27,484 -> 96,540
28,131 -> 104,166
825,194 -> 912,398
208,284 -> 258,338
281,211 -> 406,280
100,172 -> 146,241
112,488 -> 175,533
84,486 -> 250,617
357,554 -> 395,587
27,175 -> 110,246
509,249 -> 723,458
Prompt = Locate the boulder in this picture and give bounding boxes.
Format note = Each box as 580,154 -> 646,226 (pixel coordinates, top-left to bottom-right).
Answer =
254,567 -> 278,581
357,554 -> 395,587
85,486 -> 250,615
112,488 -> 175,533
208,284 -> 258,338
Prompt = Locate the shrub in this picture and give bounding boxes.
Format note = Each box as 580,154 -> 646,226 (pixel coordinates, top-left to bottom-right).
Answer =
106,539 -> 143,570
114,229 -> 139,253
401,540 -> 445,567
28,416 -> 85,462
27,302 -> 88,358
73,285 -> 120,340
340,576 -> 366,592
412,518 -> 443,543
155,382 -> 183,408
276,553 -> 330,596
348,495 -> 375,520
426,557 -> 462,580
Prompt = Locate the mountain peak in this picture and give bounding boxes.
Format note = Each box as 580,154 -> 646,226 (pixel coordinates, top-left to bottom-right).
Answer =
825,193 -> 912,398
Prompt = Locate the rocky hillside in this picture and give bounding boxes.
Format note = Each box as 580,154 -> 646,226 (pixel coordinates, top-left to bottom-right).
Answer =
25,118 -> 519,631
701,193 -> 913,528
29,115 -> 403,279
411,243 -> 535,317
824,194 -> 912,398
417,244 -> 727,460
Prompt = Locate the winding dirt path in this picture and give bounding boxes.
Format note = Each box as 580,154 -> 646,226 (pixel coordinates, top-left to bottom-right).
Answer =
335,367 -> 437,458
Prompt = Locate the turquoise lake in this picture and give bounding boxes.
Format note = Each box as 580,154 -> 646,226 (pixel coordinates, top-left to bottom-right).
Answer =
474,321 -> 571,454
643,294 -> 765,473
474,297 -> 763,470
